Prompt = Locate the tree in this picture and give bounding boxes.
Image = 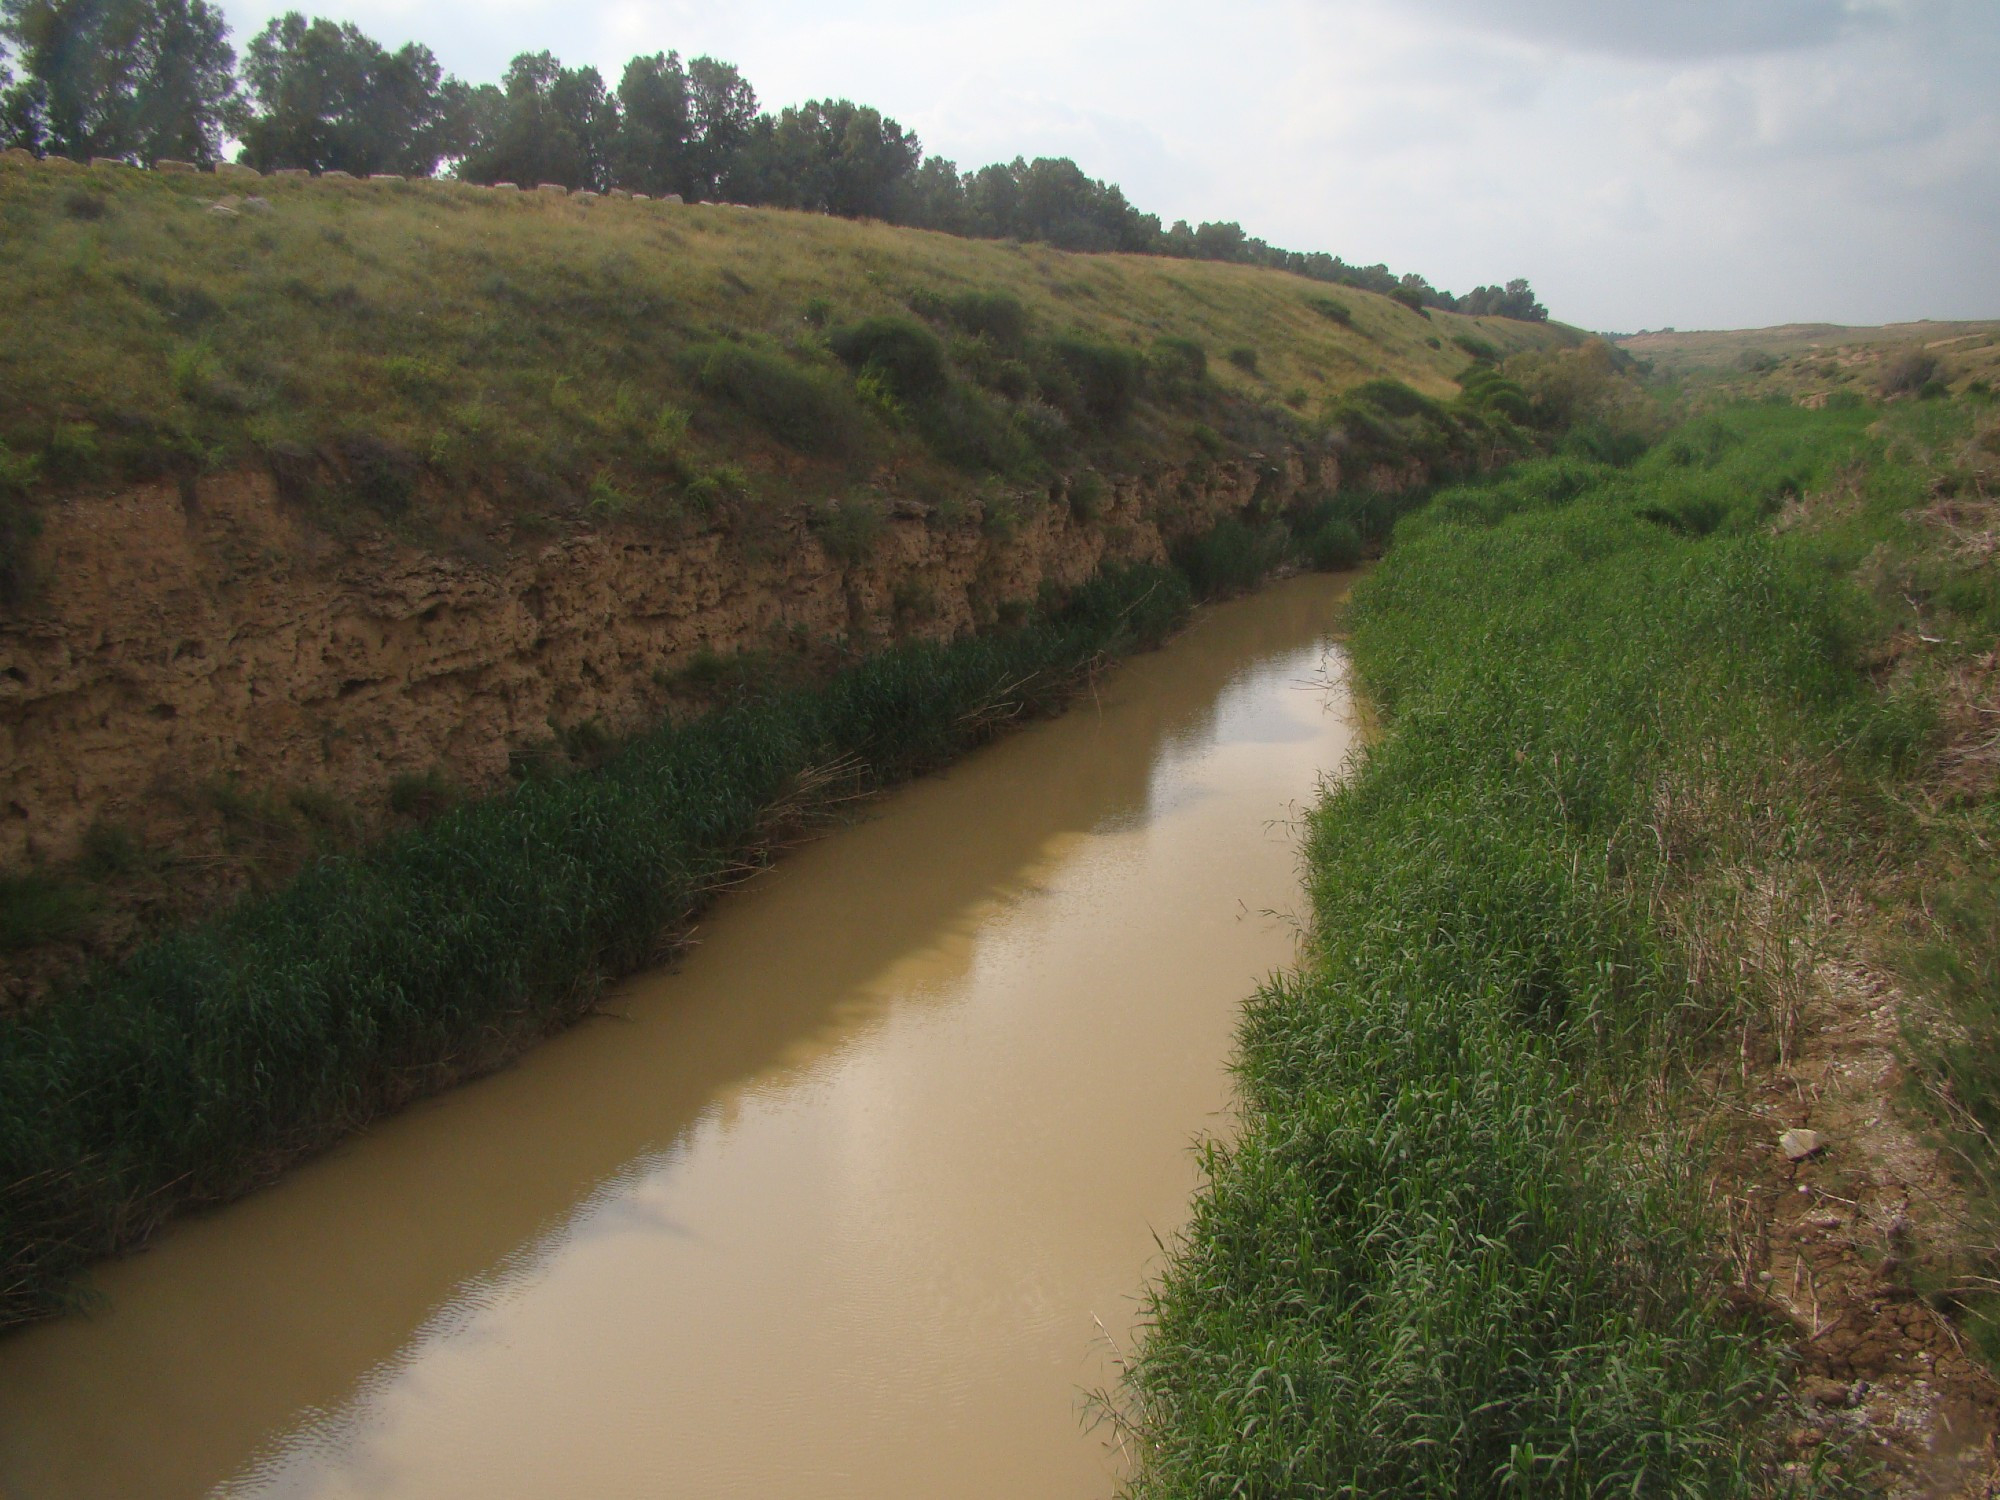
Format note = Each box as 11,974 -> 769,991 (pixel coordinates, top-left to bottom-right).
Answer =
1190,220 -> 1248,261
683,54 -> 753,199
893,153 -> 964,232
238,13 -> 459,176
1462,278 -> 1547,322
0,0 -> 237,162
611,50 -> 688,196
457,50 -> 615,190
744,98 -> 919,218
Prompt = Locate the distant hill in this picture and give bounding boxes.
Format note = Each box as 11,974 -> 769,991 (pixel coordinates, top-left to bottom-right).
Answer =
1615,320 -> 2000,392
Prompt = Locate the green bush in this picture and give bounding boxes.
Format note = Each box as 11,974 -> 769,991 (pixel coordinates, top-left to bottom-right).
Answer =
914,383 -> 1038,473
692,342 -> 863,456
1170,516 -> 1287,599
1068,471 -> 1105,522
828,316 -> 949,403
0,874 -> 95,952
810,495 -> 886,563
1041,336 -> 1141,428
1148,335 -> 1207,393
1304,516 -> 1362,570
1306,295 -> 1352,326
946,290 -> 1028,351
1225,345 -> 1258,374
0,441 -> 42,607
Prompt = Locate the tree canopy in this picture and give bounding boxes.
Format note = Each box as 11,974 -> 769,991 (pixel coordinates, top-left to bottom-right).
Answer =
1,0 -> 236,163
0,4 -> 1549,319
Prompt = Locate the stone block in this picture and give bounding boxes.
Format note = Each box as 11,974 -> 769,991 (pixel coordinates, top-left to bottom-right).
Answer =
154,159 -> 197,174
536,182 -> 568,195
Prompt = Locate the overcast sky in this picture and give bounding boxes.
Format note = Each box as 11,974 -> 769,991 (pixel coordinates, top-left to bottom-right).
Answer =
215,0 -> 1998,332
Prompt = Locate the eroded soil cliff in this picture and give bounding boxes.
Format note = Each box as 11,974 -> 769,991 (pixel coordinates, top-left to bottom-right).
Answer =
1,454 -> 1301,876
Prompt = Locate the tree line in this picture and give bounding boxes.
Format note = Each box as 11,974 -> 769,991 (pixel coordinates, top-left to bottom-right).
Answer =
0,0 -> 1548,319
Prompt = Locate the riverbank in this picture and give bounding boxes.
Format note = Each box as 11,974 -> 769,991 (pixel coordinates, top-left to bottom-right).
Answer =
0,570 -> 1359,1500
3,560 -> 1213,1325
1126,393 -> 2000,1493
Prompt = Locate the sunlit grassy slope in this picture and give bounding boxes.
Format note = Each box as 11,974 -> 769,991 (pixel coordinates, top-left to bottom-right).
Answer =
0,158 -> 1566,527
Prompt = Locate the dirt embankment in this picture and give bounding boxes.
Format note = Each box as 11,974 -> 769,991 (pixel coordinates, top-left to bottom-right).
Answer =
0,453 -> 1318,874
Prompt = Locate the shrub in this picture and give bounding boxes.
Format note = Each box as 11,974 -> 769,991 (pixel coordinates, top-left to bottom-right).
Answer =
946,290 -> 1027,351
1171,517 -> 1287,599
387,769 -> 458,821
828,316 -> 949,402
1307,296 -> 1352,326
1149,335 -> 1207,391
1068,471 -> 1105,523
1226,346 -> 1258,375
1879,351 -> 1941,398
1304,517 -> 1363,570
1042,337 -> 1141,428
914,384 -> 1036,473
0,873 -> 94,951
1452,333 -> 1498,363
0,442 -> 42,608
1389,285 -> 1429,317
811,495 -> 885,563
330,432 -> 420,516
692,342 -> 862,456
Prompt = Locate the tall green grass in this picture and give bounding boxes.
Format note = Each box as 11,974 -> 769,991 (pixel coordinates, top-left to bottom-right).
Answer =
1126,402 -> 1894,1494
0,561 -> 1190,1325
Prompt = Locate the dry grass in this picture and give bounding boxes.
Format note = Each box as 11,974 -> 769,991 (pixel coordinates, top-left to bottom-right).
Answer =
0,156 -> 1565,540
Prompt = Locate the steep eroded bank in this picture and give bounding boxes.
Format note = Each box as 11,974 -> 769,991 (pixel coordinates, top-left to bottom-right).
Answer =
0,452 -> 1307,870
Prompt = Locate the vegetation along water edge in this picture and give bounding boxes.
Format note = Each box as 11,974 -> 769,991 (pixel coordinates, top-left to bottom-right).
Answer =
1122,384 -> 2000,1492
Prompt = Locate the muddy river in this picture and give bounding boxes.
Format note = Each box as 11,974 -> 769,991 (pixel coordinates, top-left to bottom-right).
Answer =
0,572 -> 1359,1500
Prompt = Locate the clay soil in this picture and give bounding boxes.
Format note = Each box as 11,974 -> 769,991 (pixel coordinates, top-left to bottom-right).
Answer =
1716,933 -> 2000,1496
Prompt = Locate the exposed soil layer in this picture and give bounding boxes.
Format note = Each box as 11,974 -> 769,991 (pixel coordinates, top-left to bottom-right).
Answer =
1721,936 -> 2000,1496
0,451 -> 1345,1003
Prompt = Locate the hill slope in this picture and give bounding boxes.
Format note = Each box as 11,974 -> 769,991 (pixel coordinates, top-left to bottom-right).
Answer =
0,156 -> 1563,537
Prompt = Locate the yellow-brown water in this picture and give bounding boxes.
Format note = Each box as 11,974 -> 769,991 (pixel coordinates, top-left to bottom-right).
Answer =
0,573 -> 1359,1500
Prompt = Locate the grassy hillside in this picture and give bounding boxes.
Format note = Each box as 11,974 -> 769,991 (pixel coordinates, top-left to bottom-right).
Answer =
0,156 -> 1564,545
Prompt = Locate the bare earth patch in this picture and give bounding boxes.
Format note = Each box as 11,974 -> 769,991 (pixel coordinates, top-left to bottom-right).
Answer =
1717,938 -> 2000,1495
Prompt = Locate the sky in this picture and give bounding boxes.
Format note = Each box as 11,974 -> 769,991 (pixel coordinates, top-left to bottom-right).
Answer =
212,0 -> 2000,332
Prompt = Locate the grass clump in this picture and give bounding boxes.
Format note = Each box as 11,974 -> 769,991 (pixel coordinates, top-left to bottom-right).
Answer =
1126,402 -> 1895,1494
691,341 -> 863,457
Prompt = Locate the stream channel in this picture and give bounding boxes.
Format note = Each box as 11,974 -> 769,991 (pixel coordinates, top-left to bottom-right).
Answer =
0,571 -> 1360,1500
